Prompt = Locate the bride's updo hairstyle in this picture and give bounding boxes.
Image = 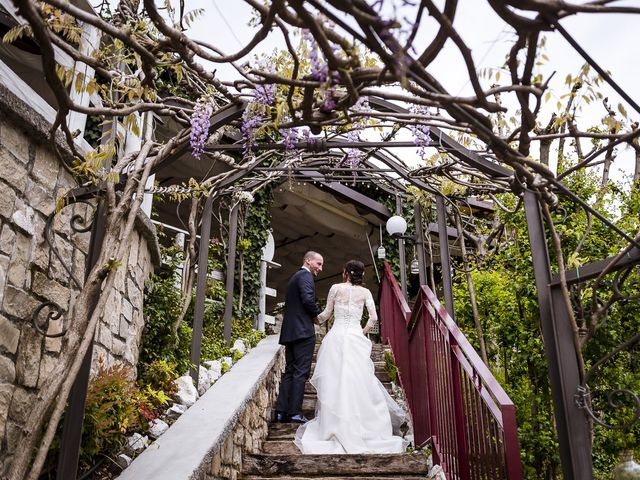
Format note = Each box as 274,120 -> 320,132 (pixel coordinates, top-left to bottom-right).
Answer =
344,260 -> 365,286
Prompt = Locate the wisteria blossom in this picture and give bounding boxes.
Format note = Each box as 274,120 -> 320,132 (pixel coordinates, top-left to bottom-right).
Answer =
190,96 -> 214,159
345,97 -> 371,169
408,106 -> 432,158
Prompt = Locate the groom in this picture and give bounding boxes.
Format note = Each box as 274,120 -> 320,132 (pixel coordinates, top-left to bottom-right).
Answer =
275,251 -> 323,423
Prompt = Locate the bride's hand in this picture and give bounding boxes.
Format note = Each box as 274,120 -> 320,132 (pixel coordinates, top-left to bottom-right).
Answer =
362,325 -> 372,335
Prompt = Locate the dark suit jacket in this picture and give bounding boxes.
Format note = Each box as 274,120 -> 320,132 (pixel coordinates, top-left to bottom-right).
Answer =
279,268 -> 321,344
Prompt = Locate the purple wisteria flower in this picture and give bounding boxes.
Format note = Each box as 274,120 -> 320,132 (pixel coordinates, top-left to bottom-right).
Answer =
254,83 -> 275,106
241,111 -> 266,159
280,126 -> 301,160
344,96 -> 371,174
409,106 -> 431,158
303,28 -> 342,114
303,29 -> 329,82
241,65 -> 277,160
190,96 -> 214,159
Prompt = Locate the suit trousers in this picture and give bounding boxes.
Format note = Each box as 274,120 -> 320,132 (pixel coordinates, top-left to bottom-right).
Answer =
275,335 -> 316,416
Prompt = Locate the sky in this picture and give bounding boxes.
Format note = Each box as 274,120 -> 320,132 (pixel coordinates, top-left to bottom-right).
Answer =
185,0 -> 640,180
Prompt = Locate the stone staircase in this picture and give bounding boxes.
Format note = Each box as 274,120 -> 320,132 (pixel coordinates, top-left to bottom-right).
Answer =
241,343 -> 431,479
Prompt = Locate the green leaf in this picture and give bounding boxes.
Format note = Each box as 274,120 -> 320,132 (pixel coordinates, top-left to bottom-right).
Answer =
618,103 -> 628,118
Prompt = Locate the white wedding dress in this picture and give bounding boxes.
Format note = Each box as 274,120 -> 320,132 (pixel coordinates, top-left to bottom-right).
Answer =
294,282 -> 409,454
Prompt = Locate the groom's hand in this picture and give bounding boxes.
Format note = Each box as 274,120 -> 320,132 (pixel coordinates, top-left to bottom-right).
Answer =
312,316 -> 320,325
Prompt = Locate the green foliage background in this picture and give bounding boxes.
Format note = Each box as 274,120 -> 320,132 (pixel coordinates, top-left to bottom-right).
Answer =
452,178 -> 640,479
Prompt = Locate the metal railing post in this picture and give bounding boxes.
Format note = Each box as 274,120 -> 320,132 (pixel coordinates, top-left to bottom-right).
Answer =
523,190 -> 593,480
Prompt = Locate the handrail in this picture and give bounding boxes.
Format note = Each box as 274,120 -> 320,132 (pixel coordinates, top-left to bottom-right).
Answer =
379,262 -> 523,480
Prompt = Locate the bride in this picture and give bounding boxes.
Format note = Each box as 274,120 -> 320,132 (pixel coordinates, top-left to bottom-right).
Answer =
294,260 -> 408,454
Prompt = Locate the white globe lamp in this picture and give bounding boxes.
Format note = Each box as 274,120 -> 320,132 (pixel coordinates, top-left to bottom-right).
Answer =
386,215 -> 407,237
261,231 -> 275,262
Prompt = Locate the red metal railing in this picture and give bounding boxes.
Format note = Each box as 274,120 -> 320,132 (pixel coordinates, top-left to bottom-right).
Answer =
379,262 -> 523,480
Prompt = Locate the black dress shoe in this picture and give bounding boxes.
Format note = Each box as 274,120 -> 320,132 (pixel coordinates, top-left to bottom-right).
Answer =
290,414 -> 309,424
274,412 -> 290,423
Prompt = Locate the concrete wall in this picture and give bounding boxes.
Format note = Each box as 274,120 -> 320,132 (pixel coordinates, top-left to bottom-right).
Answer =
0,85 -> 160,469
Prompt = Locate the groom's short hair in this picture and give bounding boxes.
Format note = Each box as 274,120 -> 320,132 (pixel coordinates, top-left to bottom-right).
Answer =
304,251 -> 321,262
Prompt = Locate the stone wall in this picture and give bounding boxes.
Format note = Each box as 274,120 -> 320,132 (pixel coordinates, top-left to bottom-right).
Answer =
0,88 -> 160,468
92,213 -> 160,374
117,336 -> 284,480
207,352 -> 284,479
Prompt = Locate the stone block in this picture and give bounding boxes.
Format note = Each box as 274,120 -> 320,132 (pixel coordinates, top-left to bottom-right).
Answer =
38,353 -> 58,386
15,327 -> 41,388
0,383 -> 15,439
112,337 -> 126,357
127,236 -> 139,268
131,308 -> 144,337
222,436 -> 233,464
0,254 -> 8,306
209,448 -> 222,476
114,266 -> 126,293
6,232 -> 31,289
121,298 -> 133,323
97,324 -> 112,351
0,315 -> 20,355
0,185 -> 17,222
0,150 -> 26,193
90,344 -> 110,374
100,291 -> 118,328
32,145 -> 59,191
118,314 -> 130,338
233,426 -> 244,446
44,317 -> 63,353
0,356 -> 15,383
243,428 -> 253,448
32,270 -> 71,309
256,387 -> 268,409
25,179 -> 54,217
218,465 -> 231,479
231,446 -> 241,470
31,217 -> 50,272
8,387 -> 33,423
126,278 -> 141,308
49,235 -> 74,285
0,224 -> 15,257
3,285 -> 38,319
5,420 -> 21,454
10,204 -> 34,237
123,340 -> 138,366
52,208 -> 72,240
0,121 -> 29,164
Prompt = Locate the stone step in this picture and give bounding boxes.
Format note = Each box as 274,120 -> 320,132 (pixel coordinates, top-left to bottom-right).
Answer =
267,423 -> 301,440
261,440 -> 300,455
242,453 -> 430,477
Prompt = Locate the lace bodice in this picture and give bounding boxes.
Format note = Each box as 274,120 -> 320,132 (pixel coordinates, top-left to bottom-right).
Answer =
317,283 -> 378,328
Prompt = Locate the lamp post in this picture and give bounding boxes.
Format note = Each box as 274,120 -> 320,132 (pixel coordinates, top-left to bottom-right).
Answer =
386,214 -> 408,298
386,209 -> 426,298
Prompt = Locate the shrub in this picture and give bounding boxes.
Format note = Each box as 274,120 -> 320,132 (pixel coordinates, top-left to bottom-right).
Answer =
138,359 -> 179,395
81,364 -> 146,467
384,349 -> 398,383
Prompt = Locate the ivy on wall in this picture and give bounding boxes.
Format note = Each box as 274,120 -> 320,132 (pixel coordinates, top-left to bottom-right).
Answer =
234,185 -> 274,320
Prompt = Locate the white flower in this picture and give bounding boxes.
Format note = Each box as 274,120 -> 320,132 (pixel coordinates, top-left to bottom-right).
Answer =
233,191 -> 254,204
